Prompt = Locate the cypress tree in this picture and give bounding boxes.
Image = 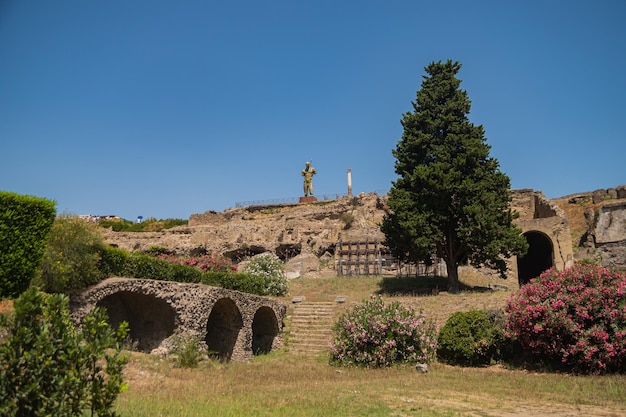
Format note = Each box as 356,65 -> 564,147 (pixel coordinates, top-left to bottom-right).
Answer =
381,60 -> 527,294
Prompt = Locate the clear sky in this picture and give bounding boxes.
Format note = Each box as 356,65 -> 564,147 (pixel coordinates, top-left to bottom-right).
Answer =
1,1 -> 624,221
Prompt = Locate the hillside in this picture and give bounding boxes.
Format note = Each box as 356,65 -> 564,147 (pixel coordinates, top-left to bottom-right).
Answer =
102,185 -> 626,279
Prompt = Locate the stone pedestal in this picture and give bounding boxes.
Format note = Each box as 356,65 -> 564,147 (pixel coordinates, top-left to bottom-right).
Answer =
299,196 -> 318,204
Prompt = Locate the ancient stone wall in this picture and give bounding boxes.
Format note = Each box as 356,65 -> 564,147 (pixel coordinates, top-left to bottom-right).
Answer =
509,189 -> 574,285
70,278 -> 286,362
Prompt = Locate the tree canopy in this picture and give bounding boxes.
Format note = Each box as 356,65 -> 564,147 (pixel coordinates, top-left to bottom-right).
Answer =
381,60 -> 527,294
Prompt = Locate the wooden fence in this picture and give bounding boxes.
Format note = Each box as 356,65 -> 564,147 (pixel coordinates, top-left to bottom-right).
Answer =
335,237 -> 446,277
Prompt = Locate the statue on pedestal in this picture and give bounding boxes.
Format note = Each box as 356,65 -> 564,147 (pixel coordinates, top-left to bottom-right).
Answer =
301,161 -> 317,196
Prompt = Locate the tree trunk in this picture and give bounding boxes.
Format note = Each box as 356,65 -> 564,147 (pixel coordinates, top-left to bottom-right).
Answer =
446,259 -> 460,294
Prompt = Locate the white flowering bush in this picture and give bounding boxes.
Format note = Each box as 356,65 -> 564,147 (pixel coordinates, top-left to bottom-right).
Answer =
240,253 -> 288,296
329,296 -> 437,367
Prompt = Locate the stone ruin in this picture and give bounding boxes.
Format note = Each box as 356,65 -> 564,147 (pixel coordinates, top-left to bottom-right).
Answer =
509,189 -> 574,285
101,186 -> 626,287
70,277 -> 286,362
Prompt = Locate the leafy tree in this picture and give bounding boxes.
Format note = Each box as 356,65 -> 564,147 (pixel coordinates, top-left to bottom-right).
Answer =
381,60 -> 527,294
35,214 -> 107,293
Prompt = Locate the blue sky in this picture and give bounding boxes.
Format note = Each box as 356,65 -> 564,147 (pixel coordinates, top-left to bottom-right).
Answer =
1,1 -> 624,221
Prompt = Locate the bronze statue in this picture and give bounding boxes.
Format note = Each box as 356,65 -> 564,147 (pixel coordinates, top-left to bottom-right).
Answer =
301,161 -> 317,196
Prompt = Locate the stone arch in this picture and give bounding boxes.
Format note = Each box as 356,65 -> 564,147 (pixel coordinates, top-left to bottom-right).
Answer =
517,231 -> 554,286
252,306 -> 280,355
96,291 -> 176,353
205,298 -> 243,361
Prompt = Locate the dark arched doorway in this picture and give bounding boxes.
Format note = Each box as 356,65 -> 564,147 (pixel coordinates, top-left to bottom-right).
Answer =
96,291 -> 176,352
252,306 -> 280,355
517,231 -> 554,286
205,298 -> 243,361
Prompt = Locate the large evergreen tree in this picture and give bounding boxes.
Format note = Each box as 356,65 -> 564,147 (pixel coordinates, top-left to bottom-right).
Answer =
381,60 -> 527,294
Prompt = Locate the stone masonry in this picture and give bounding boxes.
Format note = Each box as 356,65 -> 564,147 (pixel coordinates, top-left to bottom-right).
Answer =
70,277 -> 286,362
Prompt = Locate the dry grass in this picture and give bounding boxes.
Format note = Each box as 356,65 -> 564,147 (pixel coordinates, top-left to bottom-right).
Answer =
117,350 -> 626,417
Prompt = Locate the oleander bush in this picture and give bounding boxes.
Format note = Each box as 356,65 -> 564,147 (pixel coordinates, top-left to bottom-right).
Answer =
329,296 -> 437,368
157,253 -> 236,273
437,309 -> 506,366
505,264 -> 626,374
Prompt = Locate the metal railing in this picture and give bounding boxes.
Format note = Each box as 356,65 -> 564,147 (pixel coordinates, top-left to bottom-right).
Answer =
234,189 -> 389,208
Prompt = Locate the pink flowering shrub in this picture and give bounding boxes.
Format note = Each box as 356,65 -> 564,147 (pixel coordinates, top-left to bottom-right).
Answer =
157,253 -> 236,273
505,264 -> 626,374
329,296 -> 437,368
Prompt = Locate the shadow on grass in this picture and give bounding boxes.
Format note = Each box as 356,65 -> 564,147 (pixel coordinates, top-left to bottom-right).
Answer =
376,276 -> 493,296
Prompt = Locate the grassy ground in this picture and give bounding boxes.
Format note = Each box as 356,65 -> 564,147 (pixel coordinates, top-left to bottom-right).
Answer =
114,275 -> 626,417
117,351 -> 626,417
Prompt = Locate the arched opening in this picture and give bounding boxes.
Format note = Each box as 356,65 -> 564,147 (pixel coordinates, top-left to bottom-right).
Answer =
96,291 -> 175,353
517,231 -> 554,286
205,298 -> 243,361
252,306 -> 280,355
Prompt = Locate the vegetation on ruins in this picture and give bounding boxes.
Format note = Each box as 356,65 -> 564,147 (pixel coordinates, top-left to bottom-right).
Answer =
0,288 -> 128,416
381,60 -> 528,294
0,191 -> 56,298
97,217 -> 187,232
506,263 -> 626,374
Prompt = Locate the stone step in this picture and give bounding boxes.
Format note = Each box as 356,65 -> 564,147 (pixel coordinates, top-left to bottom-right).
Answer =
288,302 -> 338,355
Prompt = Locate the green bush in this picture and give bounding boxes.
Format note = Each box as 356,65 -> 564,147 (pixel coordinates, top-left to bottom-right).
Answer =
123,253 -> 174,280
170,263 -> 205,283
329,296 -> 437,368
240,254 -> 288,296
0,191 -> 56,298
98,246 -> 131,277
35,215 -> 107,293
210,271 -> 266,294
0,287 -> 128,416
437,309 -> 506,366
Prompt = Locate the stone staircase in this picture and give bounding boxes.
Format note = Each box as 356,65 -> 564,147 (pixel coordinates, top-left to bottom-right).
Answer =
288,302 -> 337,355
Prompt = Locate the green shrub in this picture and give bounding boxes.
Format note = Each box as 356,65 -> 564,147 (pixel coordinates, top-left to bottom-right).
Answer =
210,271 -> 266,294
0,191 -> 56,298
98,246 -> 131,277
240,254 -> 288,296
437,309 -> 506,366
0,287 -> 128,416
329,296 -> 437,367
35,215 -> 107,293
170,263 -> 204,283
123,253 -> 174,280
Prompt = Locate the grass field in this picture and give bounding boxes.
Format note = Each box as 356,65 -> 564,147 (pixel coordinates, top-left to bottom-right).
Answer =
114,275 -> 626,417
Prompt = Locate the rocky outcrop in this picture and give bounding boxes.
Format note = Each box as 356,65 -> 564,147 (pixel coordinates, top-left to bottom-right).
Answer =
101,187 -> 625,281
103,193 -> 387,277
556,185 -> 626,270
